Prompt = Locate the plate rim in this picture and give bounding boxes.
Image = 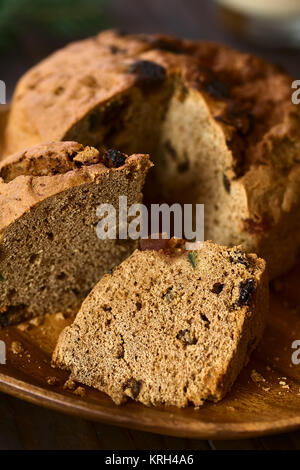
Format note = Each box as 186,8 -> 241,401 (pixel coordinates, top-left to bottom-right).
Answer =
1,371 -> 300,439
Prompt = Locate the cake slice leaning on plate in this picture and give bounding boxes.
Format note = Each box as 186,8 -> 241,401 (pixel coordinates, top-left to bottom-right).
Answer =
53,239 -> 268,407
0,141 -> 151,325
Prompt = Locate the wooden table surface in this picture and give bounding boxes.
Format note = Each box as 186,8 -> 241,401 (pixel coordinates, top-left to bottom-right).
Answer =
1,0 -> 300,450
2,392 -> 300,450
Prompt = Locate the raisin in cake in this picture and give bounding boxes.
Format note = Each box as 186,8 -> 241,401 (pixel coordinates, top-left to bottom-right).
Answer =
4,30 -> 300,278
0,141 -> 151,325
53,239 -> 268,407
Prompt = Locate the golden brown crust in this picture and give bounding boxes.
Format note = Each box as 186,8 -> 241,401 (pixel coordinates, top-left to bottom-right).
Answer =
0,141 -> 86,180
0,141 -> 151,233
5,30 -> 296,171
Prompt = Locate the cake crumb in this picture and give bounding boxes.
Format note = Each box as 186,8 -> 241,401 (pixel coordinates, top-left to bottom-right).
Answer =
63,377 -> 76,391
262,387 -> 270,392
55,312 -> 65,321
10,341 -> 24,355
227,406 -> 235,412
279,381 -> 290,390
29,316 -> 44,327
73,386 -> 86,397
17,323 -> 30,332
251,369 -> 266,383
47,376 -> 59,386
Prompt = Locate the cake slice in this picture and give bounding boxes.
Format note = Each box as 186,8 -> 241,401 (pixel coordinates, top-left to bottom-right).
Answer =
0,141 -> 151,325
53,239 -> 268,407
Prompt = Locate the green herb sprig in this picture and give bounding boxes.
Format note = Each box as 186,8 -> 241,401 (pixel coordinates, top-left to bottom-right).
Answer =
188,251 -> 197,269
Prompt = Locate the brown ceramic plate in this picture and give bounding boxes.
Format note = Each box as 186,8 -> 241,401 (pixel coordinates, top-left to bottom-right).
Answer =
0,106 -> 300,439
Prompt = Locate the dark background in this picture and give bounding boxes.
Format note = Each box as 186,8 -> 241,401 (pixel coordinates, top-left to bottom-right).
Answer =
1,0 -> 300,450
1,0 -> 300,99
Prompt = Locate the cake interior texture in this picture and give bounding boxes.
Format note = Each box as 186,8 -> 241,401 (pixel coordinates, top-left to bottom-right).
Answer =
0,142 -> 151,324
65,76 -> 300,279
53,240 -> 268,407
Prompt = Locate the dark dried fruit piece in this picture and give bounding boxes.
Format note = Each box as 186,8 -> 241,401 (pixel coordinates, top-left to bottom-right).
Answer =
223,174 -> 231,194
236,278 -> 256,307
103,149 -> 127,168
176,329 -> 197,345
128,60 -> 166,90
211,282 -> 224,294
123,378 -> 142,398
0,274 -> 5,282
